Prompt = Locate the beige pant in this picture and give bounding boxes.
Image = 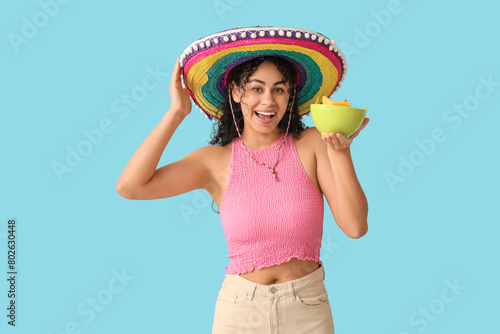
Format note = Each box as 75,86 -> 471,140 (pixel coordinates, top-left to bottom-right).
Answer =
212,264 -> 334,333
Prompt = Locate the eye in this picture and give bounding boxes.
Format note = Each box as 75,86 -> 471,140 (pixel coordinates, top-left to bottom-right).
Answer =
274,87 -> 285,93
252,87 -> 262,92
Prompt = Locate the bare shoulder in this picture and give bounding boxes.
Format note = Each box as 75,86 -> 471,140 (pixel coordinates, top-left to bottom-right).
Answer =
191,143 -> 228,169
299,126 -> 332,185
304,127 -> 326,150
198,141 -> 232,187
300,126 -> 320,139
202,141 -> 232,163
296,126 -> 323,151
290,127 -> 323,193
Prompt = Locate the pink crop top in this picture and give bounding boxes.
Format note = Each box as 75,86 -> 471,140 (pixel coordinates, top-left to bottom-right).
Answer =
220,131 -> 324,275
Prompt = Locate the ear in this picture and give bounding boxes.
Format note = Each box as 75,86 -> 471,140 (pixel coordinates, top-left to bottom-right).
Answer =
230,82 -> 241,103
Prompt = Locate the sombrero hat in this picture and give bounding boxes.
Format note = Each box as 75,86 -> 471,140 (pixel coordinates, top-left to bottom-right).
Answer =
180,26 -> 347,121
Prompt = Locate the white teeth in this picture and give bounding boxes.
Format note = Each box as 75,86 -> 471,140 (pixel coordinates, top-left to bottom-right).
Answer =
256,111 -> 275,116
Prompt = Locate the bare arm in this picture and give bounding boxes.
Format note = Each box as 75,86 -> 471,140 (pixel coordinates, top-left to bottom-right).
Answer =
324,147 -> 368,238
116,56 -> 206,199
316,118 -> 370,238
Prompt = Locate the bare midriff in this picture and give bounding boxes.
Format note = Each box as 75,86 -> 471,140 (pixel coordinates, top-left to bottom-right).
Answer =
238,258 -> 321,285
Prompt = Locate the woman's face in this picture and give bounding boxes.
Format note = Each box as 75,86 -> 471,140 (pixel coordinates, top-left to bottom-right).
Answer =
231,61 -> 290,134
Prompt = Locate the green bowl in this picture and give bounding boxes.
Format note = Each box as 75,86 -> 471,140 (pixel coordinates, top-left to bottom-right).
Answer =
310,104 -> 367,138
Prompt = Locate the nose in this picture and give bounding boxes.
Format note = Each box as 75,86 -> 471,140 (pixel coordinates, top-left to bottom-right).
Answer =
261,89 -> 276,106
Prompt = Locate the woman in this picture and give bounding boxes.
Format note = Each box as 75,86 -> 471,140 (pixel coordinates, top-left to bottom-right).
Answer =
117,27 -> 369,333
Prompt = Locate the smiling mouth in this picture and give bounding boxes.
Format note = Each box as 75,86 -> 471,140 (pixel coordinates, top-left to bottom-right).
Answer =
255,111 -> 276,120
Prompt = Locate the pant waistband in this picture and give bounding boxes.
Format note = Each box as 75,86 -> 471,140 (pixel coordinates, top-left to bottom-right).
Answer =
221,264 -> 325,301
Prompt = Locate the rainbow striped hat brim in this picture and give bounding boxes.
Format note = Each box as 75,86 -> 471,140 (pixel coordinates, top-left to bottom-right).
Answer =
180,26 -> 347,121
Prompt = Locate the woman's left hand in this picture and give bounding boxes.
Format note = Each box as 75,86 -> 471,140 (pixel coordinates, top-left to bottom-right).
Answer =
321,118 -> 370,151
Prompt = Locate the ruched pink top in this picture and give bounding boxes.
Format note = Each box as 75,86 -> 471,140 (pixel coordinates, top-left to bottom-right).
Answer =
220,131 -> 324,275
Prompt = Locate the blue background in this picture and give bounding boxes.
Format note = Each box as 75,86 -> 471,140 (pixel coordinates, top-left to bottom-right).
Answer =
1,0 -> 499,333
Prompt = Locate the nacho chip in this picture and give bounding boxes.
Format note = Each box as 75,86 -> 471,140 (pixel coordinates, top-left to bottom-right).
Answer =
313,96 -> 367,110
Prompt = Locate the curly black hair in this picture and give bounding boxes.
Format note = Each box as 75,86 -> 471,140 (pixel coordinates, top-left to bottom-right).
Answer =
208,56 -> 309,147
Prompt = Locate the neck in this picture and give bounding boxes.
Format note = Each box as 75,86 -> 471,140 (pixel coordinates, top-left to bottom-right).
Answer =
240,130 -> 283,149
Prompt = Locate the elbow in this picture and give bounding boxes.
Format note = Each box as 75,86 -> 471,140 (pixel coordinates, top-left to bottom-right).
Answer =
345,223 -> 368,239
116,180 -> 136,199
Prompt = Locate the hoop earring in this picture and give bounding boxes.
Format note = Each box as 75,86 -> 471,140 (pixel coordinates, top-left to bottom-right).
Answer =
211,199 -> 220,214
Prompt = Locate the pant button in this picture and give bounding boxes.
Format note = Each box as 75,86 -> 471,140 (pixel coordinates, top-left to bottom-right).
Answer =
270,287 -> 277,294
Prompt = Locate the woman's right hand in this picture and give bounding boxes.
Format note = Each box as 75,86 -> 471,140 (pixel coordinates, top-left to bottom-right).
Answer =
169,56 -> 192,117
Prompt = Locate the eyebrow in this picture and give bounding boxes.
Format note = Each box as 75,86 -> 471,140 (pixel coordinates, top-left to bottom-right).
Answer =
249,79 -> 287,86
